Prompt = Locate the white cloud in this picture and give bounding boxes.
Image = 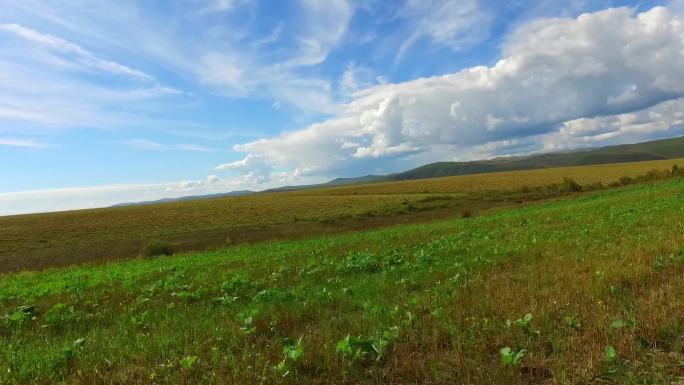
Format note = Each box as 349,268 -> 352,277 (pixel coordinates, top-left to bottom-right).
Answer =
190,0 -> 354,113
668,0 -> 684,14
0,23 -> 153,81
1,1 -> 352,117
226,7 -> 684,180
397,0 -> 492,61
339,62 -> 377,96
207,174 -> 219,183
201,0 -> 239,14
176,144 -> 217,152
0,29 -> 185,130
127,139 -> 162,150
215,153 -> 273,183
0,137 -> 50,148
127,140 -> 217,152
284,0 -> 354,67
0,178 -> 252,216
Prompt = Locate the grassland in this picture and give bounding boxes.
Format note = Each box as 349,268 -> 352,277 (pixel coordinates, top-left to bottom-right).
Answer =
1,158 -> 682,273
1,176 -> 684,384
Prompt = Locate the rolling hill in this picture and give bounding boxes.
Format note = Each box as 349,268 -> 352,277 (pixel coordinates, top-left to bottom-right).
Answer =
270,135 -> 684,191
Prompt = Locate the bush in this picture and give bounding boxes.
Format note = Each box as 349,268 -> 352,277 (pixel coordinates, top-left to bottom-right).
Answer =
141,239 -> 174,258
584,182 -> 606,191
561,177 -> 583,193
619,177 -> 635,186
672,164 -> 681,177
638,169 -> 669,182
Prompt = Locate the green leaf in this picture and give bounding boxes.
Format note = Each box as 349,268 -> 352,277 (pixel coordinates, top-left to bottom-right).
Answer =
180,355 -> 199,370
609,319 -> 626,330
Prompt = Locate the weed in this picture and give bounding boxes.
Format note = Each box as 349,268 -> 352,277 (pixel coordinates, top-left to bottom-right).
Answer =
506,313 -> 540,339
277,337 -> 304,376
44,303 -> 81,328
336,335 -> 377,362
564,315 -> 582,331
339,251 -> 381,274
62,338 -> 87,364
221,273 -> 252,296
3,305 -> 37,329
238,309 -> 259,335
500,347 -> 526,367
653,256 -> 666,271
179,356 -> 199,370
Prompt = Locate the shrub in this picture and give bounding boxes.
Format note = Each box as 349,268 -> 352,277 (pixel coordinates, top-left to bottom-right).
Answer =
672,164 -> 681,177
619,177 -> 635,186
561,177 -> 583,193
141,239 -> 174,258
584,182 -> 606,191
638,169 -> 669,182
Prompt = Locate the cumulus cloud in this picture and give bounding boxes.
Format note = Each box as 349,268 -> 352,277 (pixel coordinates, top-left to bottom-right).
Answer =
215,153 -> 274,184
222,7 -> 684,182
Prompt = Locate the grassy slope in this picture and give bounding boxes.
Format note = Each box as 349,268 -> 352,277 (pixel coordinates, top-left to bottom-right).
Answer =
270,136 -> 684,187
391,135 -> 684,180
2,158 -> 683,273
1,178 -> 683,384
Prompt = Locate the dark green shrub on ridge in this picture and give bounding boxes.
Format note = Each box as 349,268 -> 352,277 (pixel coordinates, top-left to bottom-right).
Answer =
141,239 -> 174,258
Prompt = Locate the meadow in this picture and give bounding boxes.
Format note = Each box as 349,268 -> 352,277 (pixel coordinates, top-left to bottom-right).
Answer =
1,173 -> 683,384
1,158 -> 682,273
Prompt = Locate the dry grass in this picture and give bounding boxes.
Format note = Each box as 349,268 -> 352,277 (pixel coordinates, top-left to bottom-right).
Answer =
297,158 -> 684,195
1,158 -> 682,274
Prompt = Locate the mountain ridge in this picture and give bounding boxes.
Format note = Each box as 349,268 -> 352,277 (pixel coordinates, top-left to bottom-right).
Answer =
267,135 -> 684,191
115,135 -> 684,204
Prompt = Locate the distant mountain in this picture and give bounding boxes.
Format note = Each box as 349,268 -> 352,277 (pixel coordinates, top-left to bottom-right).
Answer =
269,135 -> 684,190
266,174 -> 386,192
391,135 -> 684,180
112,190 -> 253,207
119,136 -> 684,204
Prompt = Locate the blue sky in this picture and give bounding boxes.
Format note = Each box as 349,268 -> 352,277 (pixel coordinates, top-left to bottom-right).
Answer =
2,0 -> 684,215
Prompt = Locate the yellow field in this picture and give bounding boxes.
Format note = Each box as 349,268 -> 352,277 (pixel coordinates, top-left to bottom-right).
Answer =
1,158 -> 682,272
296,158 -> 684,195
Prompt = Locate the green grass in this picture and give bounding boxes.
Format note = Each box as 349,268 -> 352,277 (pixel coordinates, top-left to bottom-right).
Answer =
1,178 -> 683,384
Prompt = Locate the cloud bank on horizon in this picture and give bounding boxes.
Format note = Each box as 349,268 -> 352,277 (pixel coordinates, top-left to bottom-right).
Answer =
1,0 -> 684,215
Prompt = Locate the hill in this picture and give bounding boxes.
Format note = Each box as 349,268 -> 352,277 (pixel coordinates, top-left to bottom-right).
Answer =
270,136 -> 684,190
393,135 -> 684,180
111,190 -> 253,207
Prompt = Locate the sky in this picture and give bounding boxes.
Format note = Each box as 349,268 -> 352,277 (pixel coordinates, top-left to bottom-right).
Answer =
2,0 -> 684,215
